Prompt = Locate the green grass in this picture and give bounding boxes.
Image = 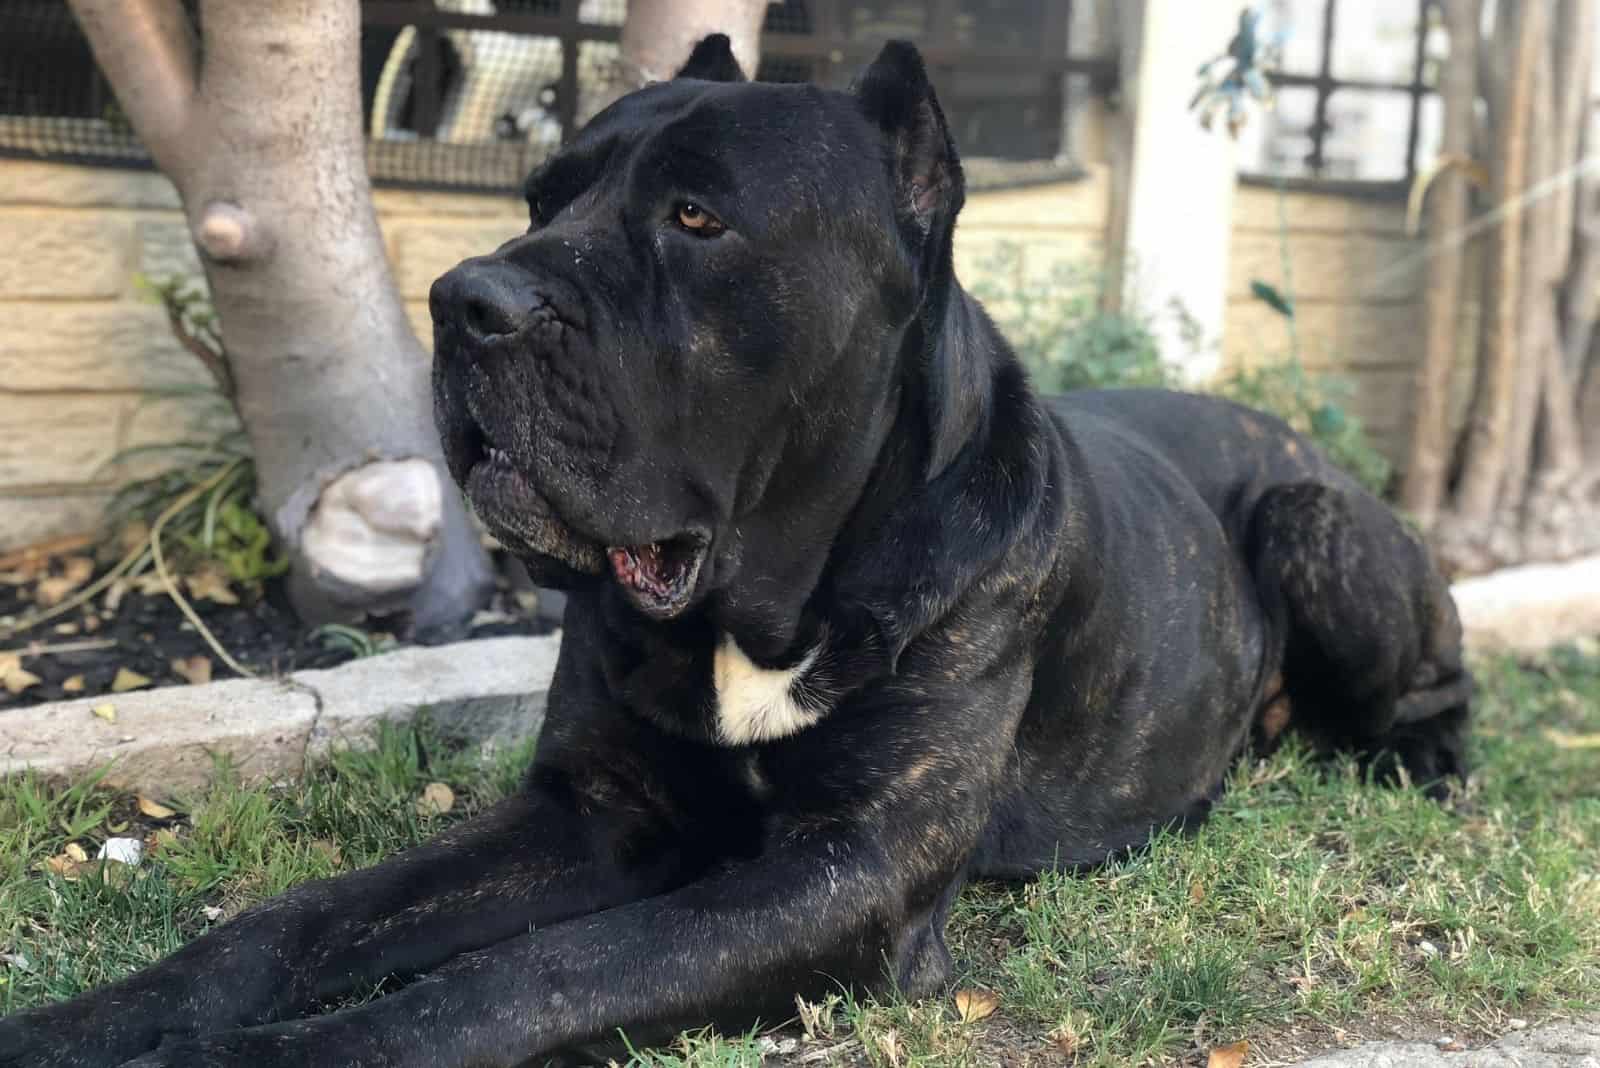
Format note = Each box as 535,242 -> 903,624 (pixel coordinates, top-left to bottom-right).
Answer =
1,647 -> 1597,1066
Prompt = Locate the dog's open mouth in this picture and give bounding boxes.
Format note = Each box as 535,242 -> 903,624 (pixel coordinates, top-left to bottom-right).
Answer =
461,436 -> 707,619
606,536 -> 707,619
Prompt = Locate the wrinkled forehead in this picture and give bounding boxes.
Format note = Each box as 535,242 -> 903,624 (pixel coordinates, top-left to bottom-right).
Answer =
526,80 -> 887,228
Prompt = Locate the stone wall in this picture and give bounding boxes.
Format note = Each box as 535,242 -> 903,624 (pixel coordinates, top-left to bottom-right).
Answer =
1222,183 -> 1477,462
0,160 -> 530,549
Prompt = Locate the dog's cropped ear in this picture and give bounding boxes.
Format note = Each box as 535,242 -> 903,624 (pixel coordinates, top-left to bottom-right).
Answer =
853,41 -> 965,236
675,33 -> 747,82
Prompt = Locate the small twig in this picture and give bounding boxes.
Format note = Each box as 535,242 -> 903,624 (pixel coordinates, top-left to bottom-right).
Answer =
162,299 -> 235,400
0,638 -> 119,658
148,460 -> 256,679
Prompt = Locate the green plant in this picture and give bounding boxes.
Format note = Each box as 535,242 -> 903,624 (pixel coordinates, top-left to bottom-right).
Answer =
970,246 -> 1178,393
106,276 -> 285,587
178,497 -> 288,584
310,624 -> 397,660
968,246 -> 1391,493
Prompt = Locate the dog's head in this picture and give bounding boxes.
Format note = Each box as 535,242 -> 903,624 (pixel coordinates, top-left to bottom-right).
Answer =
432,36 -> 969,640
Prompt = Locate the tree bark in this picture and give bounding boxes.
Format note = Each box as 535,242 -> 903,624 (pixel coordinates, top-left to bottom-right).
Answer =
70,0 -> 493,635
616,0 -> 770,88
1452,0 -> 1545,524
1494,43 -> 1556,520
1400,0 -> 1478,529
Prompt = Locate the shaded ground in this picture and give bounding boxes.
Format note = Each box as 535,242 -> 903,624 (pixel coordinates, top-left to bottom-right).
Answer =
0,645 -> 1595,1066
0,542 -> 557,709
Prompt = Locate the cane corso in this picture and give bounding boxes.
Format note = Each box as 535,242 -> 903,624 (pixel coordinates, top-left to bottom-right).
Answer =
0,36 -> 1471,1068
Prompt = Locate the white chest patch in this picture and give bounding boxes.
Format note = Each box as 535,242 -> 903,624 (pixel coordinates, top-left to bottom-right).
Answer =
713,635 -> 824,746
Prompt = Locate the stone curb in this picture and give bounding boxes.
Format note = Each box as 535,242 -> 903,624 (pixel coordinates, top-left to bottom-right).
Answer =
0,634 -> 560,795
1289,1017 -> 1600,1067
1451,554 -> 1600,656
0,552 -> 1596,793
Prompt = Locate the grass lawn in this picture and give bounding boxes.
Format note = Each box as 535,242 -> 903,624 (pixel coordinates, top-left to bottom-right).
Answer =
0,644 -> 1596,1066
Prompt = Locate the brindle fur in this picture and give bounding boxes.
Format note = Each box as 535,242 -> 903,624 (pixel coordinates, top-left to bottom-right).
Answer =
0,37 -> 1469,1068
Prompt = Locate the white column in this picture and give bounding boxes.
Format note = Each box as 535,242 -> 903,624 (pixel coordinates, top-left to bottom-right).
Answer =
1121,0 -> 1241,383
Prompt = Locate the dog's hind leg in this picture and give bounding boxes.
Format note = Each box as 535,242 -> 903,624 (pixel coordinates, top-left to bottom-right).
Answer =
1247,482 -> 1471,796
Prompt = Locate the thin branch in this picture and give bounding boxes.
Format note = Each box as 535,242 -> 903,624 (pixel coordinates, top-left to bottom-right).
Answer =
67,0 -> 200,181
161,295 -> 235,401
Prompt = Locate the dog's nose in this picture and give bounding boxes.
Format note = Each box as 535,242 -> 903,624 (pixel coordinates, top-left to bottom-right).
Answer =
430,259 -> 541,344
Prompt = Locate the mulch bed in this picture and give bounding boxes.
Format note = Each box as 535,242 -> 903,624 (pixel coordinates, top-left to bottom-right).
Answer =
0,538 -> 557,710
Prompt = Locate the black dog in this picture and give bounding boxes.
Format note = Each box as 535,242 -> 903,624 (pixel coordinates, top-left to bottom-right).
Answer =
0,36 -> 1470,1068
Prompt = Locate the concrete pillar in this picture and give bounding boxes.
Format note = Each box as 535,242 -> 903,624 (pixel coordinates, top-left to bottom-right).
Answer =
1119,1 -> 1241,382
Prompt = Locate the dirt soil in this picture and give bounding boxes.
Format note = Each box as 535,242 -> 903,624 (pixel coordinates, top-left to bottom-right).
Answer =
0,540 -> 557,710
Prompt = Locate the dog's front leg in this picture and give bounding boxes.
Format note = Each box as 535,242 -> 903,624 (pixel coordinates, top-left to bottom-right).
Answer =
0,766 -> 691,1068
119,827 -> 959,1068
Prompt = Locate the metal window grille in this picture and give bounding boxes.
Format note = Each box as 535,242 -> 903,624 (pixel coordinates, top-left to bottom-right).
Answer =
1251,0 -> 1443,190
0,0 -> 1110,195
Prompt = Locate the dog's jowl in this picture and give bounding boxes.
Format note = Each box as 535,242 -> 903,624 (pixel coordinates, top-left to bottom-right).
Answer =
0,34 -> 1470,1068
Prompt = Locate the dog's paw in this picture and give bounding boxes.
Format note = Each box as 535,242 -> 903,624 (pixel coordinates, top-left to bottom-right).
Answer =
118,1024 -> 337,1068
0,1006 -> 144,1068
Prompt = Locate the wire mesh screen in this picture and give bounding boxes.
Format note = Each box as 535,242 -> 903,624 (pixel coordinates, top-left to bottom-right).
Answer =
0,0 -> 1086,194
0,1 -> 143,167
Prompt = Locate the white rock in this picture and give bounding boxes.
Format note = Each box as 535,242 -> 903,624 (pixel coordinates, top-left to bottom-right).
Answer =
97,837 -> 144,865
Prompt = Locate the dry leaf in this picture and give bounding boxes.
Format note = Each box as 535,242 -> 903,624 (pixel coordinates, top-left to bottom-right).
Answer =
202,904 -> 225,922
874,1029 -> 901,1068
103,578 -> 130,614
130,572 -> 168,597
0,652 -> 20,679
2,667 -> 41,695
61,675 -> 85,693
1050,1017 -> 1086,1057
111,668 -> 151,693
309,839 -> 343,866
953,988 -> 999,1024
64,842 -> 89,864
171,656 -> 213,686
41,853 -> 80,879
416,782 -> 456,817
145,828 -> 181,856
34,556 -> 94,606
1544,729 -> 1600,750
1208,1040 -> 1250,1068
91,702 -> 117,723
137,796 -> 177,820
184,566 -> 239,606
1189,878 -> 1206,904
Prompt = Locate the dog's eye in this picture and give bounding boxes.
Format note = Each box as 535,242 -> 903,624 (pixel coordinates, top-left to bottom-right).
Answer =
675,202 -> 725,237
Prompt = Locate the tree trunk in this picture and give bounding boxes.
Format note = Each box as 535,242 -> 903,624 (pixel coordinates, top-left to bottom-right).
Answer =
1494,46 -> 1557,521
1400,0 -> 1478,529
1451,0 -> 1544,525
69,0 -> 494,635
616,0 -> 769,89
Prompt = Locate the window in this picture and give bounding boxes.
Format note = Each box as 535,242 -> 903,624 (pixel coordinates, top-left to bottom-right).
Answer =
1240,0 -> 1445,189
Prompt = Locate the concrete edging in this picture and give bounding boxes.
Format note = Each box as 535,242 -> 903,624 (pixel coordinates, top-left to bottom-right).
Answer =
1450,553 -> 1600,656
1288,1017 -> 1600,1067
0,634 -> 561,795
2,552 -> 1598,792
